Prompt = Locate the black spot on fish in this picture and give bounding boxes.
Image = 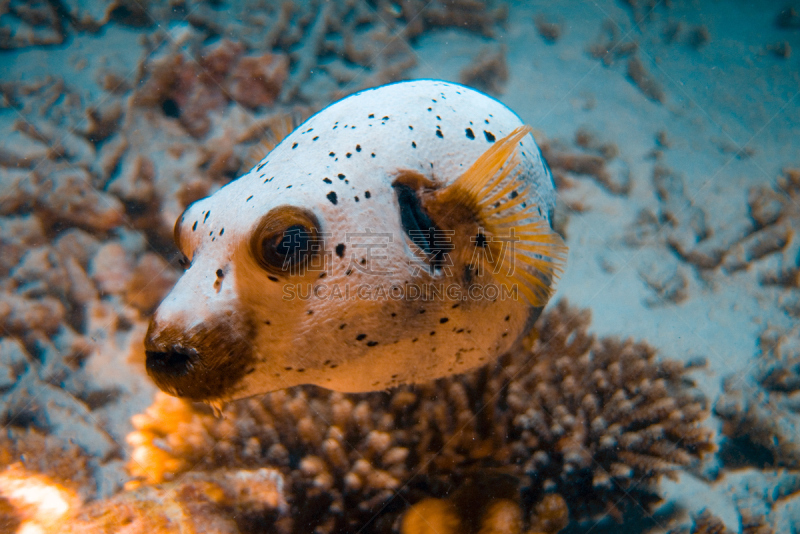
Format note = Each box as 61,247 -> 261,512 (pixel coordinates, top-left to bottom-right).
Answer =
354,196 -> 359,202
430,331 -> 436,335
365,191 -> 371,199
436,115 -> 441,120
346,153 -> 352,158
326,191 -> 338,205
510,190 -> 518,199
292,142 -> 298,149
465,128 -> 475,140
256,161 -> 267,171
484,131 -> 495,142
382,116 -> 389,120
368,114 -> 374,118
409,125 -> 414,130
313,136 -> 319,141
323,177 -> 332,184
436,130 -> 443,139
336,243 -> 345,257
219,228 -> 224,236
411,141 -> 417,148
338,173 -> 345,180
268,275 -> 279,282
371,153 -> 376,158
367,340 -> 378,347
356,144 -> 361,152
216,269 -> 224,278
204,211 -> 211,222
339,323 -> 346,329
246,195 -> 253,202
505,315 -> 510,321
439,317 -> 449,324
329,152 -> 335,157
356,333 -> 367,341
192,221 -> 197,231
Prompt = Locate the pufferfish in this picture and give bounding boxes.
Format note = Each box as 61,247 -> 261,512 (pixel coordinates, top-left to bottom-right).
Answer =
145,79 -> 567,405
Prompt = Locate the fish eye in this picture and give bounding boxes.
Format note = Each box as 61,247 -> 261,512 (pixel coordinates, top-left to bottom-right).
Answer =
251,206 -> 320,276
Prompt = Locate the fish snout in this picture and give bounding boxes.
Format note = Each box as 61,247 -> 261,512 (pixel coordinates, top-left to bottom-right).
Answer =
144,315 -> 256,402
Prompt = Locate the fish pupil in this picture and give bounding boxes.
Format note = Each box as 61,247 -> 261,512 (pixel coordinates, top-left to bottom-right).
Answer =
273,225 -> 309,259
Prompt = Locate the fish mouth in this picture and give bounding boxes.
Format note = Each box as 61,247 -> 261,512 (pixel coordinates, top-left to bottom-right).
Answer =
145,345 -> 199,379
144,317 -> 257,402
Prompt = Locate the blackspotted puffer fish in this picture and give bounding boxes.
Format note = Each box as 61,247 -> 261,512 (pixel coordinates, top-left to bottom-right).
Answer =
145,80 -> 567,405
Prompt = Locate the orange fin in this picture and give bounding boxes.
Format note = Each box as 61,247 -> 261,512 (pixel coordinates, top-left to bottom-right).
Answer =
446,125 -> 568,306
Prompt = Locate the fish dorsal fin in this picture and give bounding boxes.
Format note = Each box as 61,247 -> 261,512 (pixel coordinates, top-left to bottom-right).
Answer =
436,125 -> 568,306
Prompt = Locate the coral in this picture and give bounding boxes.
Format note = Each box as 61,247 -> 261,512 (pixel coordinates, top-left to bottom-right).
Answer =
125,301 -> 712,531
679,510 -> 735,534
688,26 -> 710,49
715,325 -> 800,467
400,486 -> 567,534
767,41 -> 791,59
0,427 -> 93,534
459,46 -> 509,96
133,39 -> 289,137
627,55 -> 666,103
776,6 -> 800,29
0,464 -> 82,534
0,0 -> 64,49
538,130 -> 631,196
587,20 -> 638,67
632,166 -> 800,292
0,427 -> 95,498
62,469 -> 286,534
535,15 -> 562,43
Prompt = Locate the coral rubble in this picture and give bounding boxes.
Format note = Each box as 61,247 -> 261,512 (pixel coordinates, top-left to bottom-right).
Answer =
716,325 -> 800,468
121,301 -> 712,532
625,166 -> 799,291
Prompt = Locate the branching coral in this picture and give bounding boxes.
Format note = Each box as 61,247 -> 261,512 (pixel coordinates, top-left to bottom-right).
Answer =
124,301 -> 712,532
715,325 -> 800,468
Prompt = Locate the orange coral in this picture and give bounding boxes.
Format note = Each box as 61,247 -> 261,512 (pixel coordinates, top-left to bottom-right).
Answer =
63,469 -> 286,534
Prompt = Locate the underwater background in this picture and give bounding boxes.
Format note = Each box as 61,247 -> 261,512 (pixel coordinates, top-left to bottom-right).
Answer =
1,0 -> 799,532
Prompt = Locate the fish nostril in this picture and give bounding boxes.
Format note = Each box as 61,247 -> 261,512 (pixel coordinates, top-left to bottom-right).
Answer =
146,346 -> 197,378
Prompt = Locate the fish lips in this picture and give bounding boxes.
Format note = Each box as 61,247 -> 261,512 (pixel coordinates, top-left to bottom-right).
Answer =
144,316 -> 256,402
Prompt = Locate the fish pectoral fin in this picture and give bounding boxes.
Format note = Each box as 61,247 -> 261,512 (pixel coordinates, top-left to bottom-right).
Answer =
430,125 -> 568,306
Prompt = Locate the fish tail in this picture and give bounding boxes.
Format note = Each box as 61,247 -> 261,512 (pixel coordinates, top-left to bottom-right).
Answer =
439,125 -> 568,307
